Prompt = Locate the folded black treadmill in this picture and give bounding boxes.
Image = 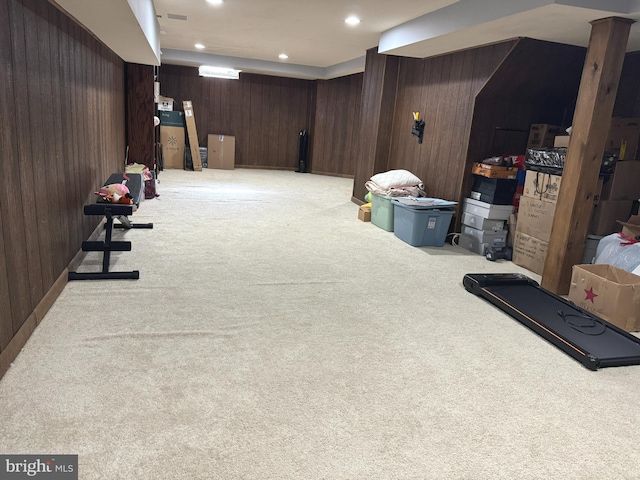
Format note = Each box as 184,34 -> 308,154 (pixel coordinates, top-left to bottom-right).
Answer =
464,273 -> 640,370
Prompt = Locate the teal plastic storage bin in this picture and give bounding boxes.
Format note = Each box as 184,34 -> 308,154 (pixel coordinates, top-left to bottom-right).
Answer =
392,202 -> 455,247
371,194 -> 394,232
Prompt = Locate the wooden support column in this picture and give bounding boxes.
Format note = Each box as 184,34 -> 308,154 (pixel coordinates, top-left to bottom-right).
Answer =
541,17 -> 635,295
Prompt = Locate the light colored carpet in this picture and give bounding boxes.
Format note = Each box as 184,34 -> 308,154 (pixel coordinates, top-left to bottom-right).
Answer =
1,168 -> 639,479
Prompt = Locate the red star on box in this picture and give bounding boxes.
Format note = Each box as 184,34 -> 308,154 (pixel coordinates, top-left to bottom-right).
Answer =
584,287 -> 598,303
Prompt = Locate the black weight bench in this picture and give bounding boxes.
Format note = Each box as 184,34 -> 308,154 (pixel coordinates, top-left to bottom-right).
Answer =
68,173 -> 153,281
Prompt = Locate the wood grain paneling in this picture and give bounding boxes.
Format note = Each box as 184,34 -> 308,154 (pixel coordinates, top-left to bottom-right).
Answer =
127,63 -> 155,168
3,1 -> 43,326
312,73 -> 363,176
0,0 -> 17,352
1,0 -> 124,365
159,66 -> 315,170
461,39 -> 587,222
352,48 -> 399,201
613,52 -> 640,118
387,42 -> 517,203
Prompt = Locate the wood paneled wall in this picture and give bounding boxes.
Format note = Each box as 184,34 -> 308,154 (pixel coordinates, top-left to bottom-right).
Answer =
462,39 -> 587,218
353,49 -> 400,201
312,74 -> 363,176
353,43 -> 518,202
352,39 -> 593,211
126,63 -> 155,168
158,65 -> 364,175
387,42 -> 517,202
158,66 -> 315,169
0,0 -> 125,373
614,52 -> 640,118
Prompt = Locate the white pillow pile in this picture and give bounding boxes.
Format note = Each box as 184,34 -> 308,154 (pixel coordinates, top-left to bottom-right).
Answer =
369,169 -> 422,189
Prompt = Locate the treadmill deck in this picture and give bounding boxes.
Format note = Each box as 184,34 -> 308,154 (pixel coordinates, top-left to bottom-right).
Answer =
464,273 -> 640,370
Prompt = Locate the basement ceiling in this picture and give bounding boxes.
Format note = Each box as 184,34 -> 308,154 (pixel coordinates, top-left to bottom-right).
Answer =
53,0 -> 640,80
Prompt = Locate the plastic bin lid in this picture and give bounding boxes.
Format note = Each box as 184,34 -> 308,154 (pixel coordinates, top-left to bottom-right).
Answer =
392,197 -> 457,209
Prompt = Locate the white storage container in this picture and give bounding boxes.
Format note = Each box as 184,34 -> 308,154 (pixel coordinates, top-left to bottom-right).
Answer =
463,198 -> 514,220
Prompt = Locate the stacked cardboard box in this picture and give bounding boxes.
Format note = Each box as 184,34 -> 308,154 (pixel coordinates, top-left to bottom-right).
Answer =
512,170 -> 561,275
159,110 -> 185,169
527,124 -> 562,149
605,117 -> 640,160
590,161 -> 640,236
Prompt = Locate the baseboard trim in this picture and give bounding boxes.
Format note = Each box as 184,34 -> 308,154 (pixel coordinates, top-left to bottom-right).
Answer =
34,269 -> 69,325
0,313 -> 37,380
0,218 -> 105,380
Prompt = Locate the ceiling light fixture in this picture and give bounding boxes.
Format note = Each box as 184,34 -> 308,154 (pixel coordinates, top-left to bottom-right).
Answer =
344,16 -> 360,26
195,43 -> 205,49
198,65 -> 241,79
206,0 -> 224,4
279,53 -> 288,60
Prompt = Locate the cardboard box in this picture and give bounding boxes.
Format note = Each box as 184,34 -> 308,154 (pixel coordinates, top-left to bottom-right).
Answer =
568,264 -> 640,332
527,124 -> 562,149
358,205 -> 371,222
512,231 -> 548,275
159,111 -> 185,169
516,196 -> 557,243
157,95 -> 174,111
601,161 -> 640,201
182,101 -> 202,171
618,215 -> 640,239
523,170 -> 562,204
472,163 -> 518,180
589,200 -> 633,236
553,135 -> 570,148
606,117 -> 640,160
207,134 -> 236,170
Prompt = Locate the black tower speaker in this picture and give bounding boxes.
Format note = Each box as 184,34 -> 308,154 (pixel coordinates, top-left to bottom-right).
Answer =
297,129 -> 309,173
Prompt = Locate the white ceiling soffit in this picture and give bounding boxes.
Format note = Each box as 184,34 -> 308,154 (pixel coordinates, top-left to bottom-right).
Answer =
50,0 -> 640,79
160,49 -> 366,80
52,0 -> 161,65
380,0 -> 640,58
153,0 -> 458,79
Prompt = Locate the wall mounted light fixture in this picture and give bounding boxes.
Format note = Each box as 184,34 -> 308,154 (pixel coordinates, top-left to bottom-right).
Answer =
198,65 -> 241,79
411,112 -> 425,144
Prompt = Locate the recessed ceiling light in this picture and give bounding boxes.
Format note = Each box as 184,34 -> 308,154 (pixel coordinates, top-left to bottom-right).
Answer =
344,16 -> 360,26
195,43 -> 205,49
279,53 -> 288,60
206,0 -> 224,5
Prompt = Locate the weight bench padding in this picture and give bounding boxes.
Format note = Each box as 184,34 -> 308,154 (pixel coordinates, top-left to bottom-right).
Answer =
68,173 -> 153,281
